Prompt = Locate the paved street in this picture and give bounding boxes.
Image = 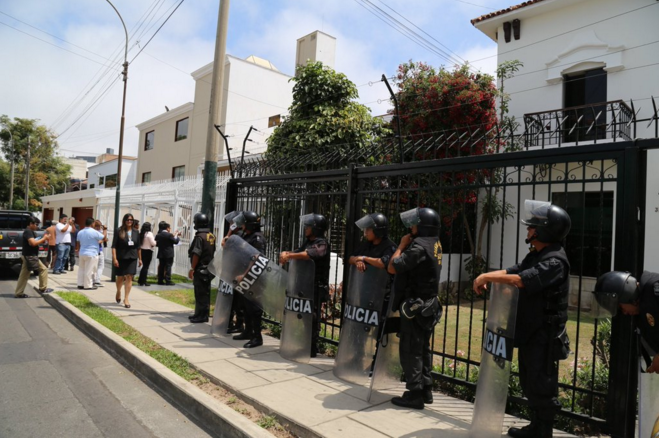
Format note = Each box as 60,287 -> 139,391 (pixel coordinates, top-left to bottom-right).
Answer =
0,273 -> 212,438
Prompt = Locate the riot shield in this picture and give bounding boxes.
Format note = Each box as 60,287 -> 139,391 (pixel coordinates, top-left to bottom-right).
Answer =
334,265 -> 390,386
639,364 -> 659,438
210,279 -> 234,336
368,293 -> 403,402
469,283 -> 519,438
213,235 -> 287,321
280,259 -> 315,364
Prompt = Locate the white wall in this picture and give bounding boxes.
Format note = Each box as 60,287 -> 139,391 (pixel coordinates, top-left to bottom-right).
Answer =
87,159 -> 137,189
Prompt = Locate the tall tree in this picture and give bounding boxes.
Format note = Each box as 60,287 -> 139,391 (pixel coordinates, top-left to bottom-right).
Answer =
0,115 -> 71,211
266,61 -> 390,159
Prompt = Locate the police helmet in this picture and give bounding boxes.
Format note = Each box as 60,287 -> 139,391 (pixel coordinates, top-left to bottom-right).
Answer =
193,212 -> 209,229
592,271 -> 639,318
235,210 -> 261,232
301,213 -> 328,237
521,200 -> 571,243
400,207 -> 440,237
355,213 -> 388,238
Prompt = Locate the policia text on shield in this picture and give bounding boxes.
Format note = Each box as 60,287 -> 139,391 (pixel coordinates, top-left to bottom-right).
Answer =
473,200 -> 571,438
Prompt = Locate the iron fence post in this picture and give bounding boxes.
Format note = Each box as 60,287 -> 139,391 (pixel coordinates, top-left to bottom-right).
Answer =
340,164 -> 359,322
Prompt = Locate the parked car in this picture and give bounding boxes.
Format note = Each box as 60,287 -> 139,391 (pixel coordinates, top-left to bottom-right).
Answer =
0,210 -> 48,273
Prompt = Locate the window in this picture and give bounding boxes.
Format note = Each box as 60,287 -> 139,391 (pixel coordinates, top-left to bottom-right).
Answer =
142,172 -> 152,184
268,114 -> 281,128
89,184 -> 95,189
98,176 -> 105,186
172,166 -> 185,181
175,118 -> 189,141
105,174 -> 117,188
145,130 -> 155,151
563,68 -> 607,142
552,191 -> 613,278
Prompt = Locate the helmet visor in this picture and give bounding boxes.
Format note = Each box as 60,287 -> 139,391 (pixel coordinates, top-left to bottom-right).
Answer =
224,210 -> 241,224
355,214 -> 376,231
233,212 -> 246,227
300,213 -> 315,227
521,200 -> 551,227
590,292 -> 619,318
400,208 -> 420,229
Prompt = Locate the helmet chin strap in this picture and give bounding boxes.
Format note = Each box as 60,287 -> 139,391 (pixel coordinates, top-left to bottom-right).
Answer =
525,232 -> 538,245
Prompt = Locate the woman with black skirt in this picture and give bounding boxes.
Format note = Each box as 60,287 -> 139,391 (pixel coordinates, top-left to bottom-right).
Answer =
112,213 -> 142,308
138,222 -> 156,286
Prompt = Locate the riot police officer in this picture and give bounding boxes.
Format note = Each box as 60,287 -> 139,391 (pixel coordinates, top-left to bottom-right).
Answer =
349,213 -> 396,273
231,211 -> 267,348
473,200 -> 572,438
280,213 -> 331,357
188,212 -> 217,323
387,207 -> 442,410
593,271 -> 659,373
222,211 -> 245,334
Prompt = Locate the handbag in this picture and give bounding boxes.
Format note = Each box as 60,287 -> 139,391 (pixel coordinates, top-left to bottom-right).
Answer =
24,255 -> 41,271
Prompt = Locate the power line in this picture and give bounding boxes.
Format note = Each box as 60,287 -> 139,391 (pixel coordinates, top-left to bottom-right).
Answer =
130,0 -> 185,63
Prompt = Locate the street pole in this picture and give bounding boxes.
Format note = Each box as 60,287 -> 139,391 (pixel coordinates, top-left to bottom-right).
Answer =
24,137 -> 30,210
3,128 -> 15,209
106,0 -> 129,281
201,0 -> 231,228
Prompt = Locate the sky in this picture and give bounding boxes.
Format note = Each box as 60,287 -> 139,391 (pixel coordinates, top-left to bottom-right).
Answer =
0,0 -> 517,159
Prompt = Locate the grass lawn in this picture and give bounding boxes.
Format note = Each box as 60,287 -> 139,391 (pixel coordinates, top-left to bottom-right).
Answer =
146,287 -> 219,315
433,299 -> 598,381
133,274 -> 193,285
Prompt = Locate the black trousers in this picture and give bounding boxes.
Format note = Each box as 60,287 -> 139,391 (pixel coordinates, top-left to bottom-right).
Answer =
518,329 -> 560,420
138,249 -> 153,285
311,287 -> 329,354
193,273 -> 211,317
399,315 -> 433,391
229,293 -> 245,329
157,257 -> 173,283
243,298 -> 263,340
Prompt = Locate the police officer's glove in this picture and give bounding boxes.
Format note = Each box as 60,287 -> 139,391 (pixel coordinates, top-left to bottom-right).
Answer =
401,298 -> 425,319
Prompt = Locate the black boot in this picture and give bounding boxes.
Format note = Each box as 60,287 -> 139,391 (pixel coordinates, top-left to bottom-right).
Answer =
244,336 -> 263,348
233,332 -> 251,341
423,386 -> 433,404
190,313 -> 209,323
508,411 -> 538,438
391,390 -> 424,410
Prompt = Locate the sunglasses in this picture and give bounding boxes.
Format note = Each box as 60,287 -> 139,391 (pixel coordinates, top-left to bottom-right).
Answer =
126,219 -> 134,222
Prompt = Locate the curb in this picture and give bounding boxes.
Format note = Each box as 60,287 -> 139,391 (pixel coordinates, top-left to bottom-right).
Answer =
42,291 -> 275,438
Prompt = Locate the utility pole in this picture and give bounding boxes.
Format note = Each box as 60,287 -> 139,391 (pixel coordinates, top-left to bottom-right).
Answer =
24,137 -> 31,210
201,0 -> 231,228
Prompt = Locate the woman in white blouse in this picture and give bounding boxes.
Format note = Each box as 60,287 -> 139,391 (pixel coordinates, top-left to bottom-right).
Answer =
137,222 -> 157,286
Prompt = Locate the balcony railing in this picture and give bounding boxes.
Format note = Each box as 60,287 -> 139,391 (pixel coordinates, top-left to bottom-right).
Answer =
523,100 -> 633,147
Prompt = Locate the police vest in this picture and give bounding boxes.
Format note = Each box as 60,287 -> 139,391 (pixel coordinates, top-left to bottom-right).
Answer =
408,236 -> 442,299
189,229 -> 216,267
638,271 -> 659,355
515,244 -> 570,346
243,231 -> 266,255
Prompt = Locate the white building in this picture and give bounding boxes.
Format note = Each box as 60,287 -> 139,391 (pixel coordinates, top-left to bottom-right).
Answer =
135,31 -> 337,183
470,0 -> 659,301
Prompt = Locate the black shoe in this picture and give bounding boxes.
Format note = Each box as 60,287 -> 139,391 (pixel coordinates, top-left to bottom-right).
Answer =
77,286 -> 84,290
391,391 -> 424,410
244,338 -> 263,348
142,283 -> 150,287
423,387 -> 433,404
233,332 -> 251,341
227,326 -> 244,334
190,316 -> 209,323
157,282 -> 165,285
188,313 -> 198,320
15,293 -> 29,298
165,282 -> 175,286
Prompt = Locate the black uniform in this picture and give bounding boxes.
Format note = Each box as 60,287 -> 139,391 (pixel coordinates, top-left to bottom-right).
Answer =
392,236 -> 442,391
505,244 -> 570,421
294,236 -> 330,354
242,231 -> 267,341
637,271 -> 659,368
188,228 -> 216,318
228,229 -> 245,331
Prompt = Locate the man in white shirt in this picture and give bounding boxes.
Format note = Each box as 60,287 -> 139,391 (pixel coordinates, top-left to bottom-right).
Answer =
53,214 -> 74,274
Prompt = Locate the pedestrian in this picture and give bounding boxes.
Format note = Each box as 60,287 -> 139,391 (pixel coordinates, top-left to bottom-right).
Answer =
230,211 -> 266,346
53,214 -> 74,274
64,219 -> 79,272
112,213 -> 142,308
137,222 -> 156,286
594,271 -> 659,373
155,222 -> 179,285
92,220 -> 108,286
133,219 -> 140,231
387,207 -> 443,410
473,200 -> 571,438
44,220 -> 57,268
75,217 -> 105,290
15,216 -> 53,297
279,213 -> 331,357
187,213 -> 216,323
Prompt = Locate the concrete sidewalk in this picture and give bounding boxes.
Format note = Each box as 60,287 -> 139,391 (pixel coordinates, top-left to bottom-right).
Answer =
40,269 -> 578,438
